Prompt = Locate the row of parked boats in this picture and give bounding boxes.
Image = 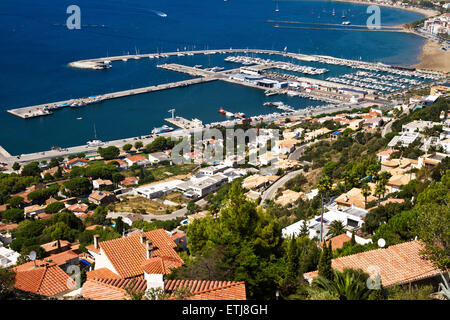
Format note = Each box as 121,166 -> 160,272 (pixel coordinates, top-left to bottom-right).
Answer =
263,101 -> 295,112
273,61 -> 328,75
70,95 -> 105,107
313,57 -> 441,80
326,76 -> 399,92
353,71 -> 422,85
224,55 -> 328,75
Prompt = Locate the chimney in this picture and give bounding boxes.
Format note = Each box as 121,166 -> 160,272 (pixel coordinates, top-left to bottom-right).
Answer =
140,233 -> 146,244
93,234 -> 100,249
146,240 -> 153,259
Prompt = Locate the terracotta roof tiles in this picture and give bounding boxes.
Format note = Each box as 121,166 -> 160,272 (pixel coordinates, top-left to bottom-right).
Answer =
14,264 -> 75,297
96,229 -> 183,278
81,278 -> 246,300
304,241 -> 440,287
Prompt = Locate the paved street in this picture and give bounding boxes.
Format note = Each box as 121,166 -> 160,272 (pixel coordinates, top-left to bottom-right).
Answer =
260,169 -> 303,205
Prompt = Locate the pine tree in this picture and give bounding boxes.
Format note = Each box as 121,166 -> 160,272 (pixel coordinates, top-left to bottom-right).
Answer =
287,237 -> 299,282
350,231 -> 356,246
318,240 -> 334,281
299,220 -> 309,238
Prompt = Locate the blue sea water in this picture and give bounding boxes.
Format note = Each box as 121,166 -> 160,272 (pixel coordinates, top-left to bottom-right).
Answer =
0,0 -> 425,155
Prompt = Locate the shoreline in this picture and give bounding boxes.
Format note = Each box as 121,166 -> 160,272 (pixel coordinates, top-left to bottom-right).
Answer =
332,0 -> 439,18
414,38 -> 450,73
333,1 -> 448,72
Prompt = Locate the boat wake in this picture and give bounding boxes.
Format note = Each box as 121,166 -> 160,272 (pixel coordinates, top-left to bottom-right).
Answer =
151,10 -> 167,18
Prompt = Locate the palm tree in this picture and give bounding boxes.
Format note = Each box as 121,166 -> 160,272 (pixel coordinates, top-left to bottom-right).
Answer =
327,220 -> 346,238
366,167 -> 378,183
374,182 -> 386,204
311,269 -> 371,300
378,171 -> 392,186
361,183 -> 371,207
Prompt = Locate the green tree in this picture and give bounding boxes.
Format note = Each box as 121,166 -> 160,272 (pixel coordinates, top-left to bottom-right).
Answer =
21,162 -> 40,177
97,146 -> 120,160
182,181 -> 283,299
413,203 -> 450,270
2,208 -> 24,223
122,144 -> 132,152
134,141 -> 143,150
44,201 -> 65,214
64,177 -> 92,197
311,268 -> 371,300
115,216 -> 125,235
374,182 -> 386,204
318,241 -> 333,281
7,196 -> 24,209
299,220 -> 309,238
27,189 -> 51,204
361,183 -> 371,207
12,163 -> 20,171
327,220 -> 346,238
0,268 -> 16,299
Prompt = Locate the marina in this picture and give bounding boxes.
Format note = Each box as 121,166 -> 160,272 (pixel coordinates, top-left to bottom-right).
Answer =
6,48 -> 443,120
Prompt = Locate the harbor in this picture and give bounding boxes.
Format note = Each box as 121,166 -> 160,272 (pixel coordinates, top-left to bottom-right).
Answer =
6,48 -> 443,120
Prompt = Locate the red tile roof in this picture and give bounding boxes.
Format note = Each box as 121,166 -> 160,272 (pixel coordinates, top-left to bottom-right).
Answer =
40,240 -> 71,253
86,268 -> 121,280
43,250 -> 79,266
141,256 -> 181,274
120,176 -> 139,186
320,233 -> 351,250
81,278 -> 246,300
66,158 -> 88,165
93,229 -> 183,278
13,263 -> 75,296
126,155 -> 147,162
304,241 -> 441,287
66,203 -> 89,213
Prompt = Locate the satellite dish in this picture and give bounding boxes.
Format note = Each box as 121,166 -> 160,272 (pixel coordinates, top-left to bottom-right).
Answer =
29,251 -> 37,261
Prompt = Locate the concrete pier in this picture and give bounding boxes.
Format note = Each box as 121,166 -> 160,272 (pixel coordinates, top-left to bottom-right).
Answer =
164,116 -> 203,130
7,77 -> 215,119
6,48 -> 441,119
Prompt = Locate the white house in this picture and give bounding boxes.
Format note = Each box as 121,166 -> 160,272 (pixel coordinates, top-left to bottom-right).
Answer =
133,180 -> 184,199
282,206 -> 368,240
125,155 -> 151,167
147,152 -> 171,164
0,242 -> 20,268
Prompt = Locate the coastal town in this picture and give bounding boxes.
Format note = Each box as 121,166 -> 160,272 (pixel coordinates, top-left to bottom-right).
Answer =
0,0 -> 449,307
0,77 -> 449,300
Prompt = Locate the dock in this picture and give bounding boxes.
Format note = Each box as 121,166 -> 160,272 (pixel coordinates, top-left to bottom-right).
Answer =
7,77 -> 215,119
5,48 -> 442,120
164,116 -> 203,130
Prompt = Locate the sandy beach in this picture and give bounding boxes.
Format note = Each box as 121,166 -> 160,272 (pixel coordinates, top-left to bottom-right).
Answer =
414,38 -> 450,73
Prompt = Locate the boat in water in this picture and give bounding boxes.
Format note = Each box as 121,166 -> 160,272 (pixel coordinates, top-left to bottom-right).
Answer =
77,117 -> 82,120
219,107 -> 226,114
342,21 -> 351,25
87,124 -> 103,147
234,112 -> 245,119
152,125 -> 174,134
87,140 -> 103,147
